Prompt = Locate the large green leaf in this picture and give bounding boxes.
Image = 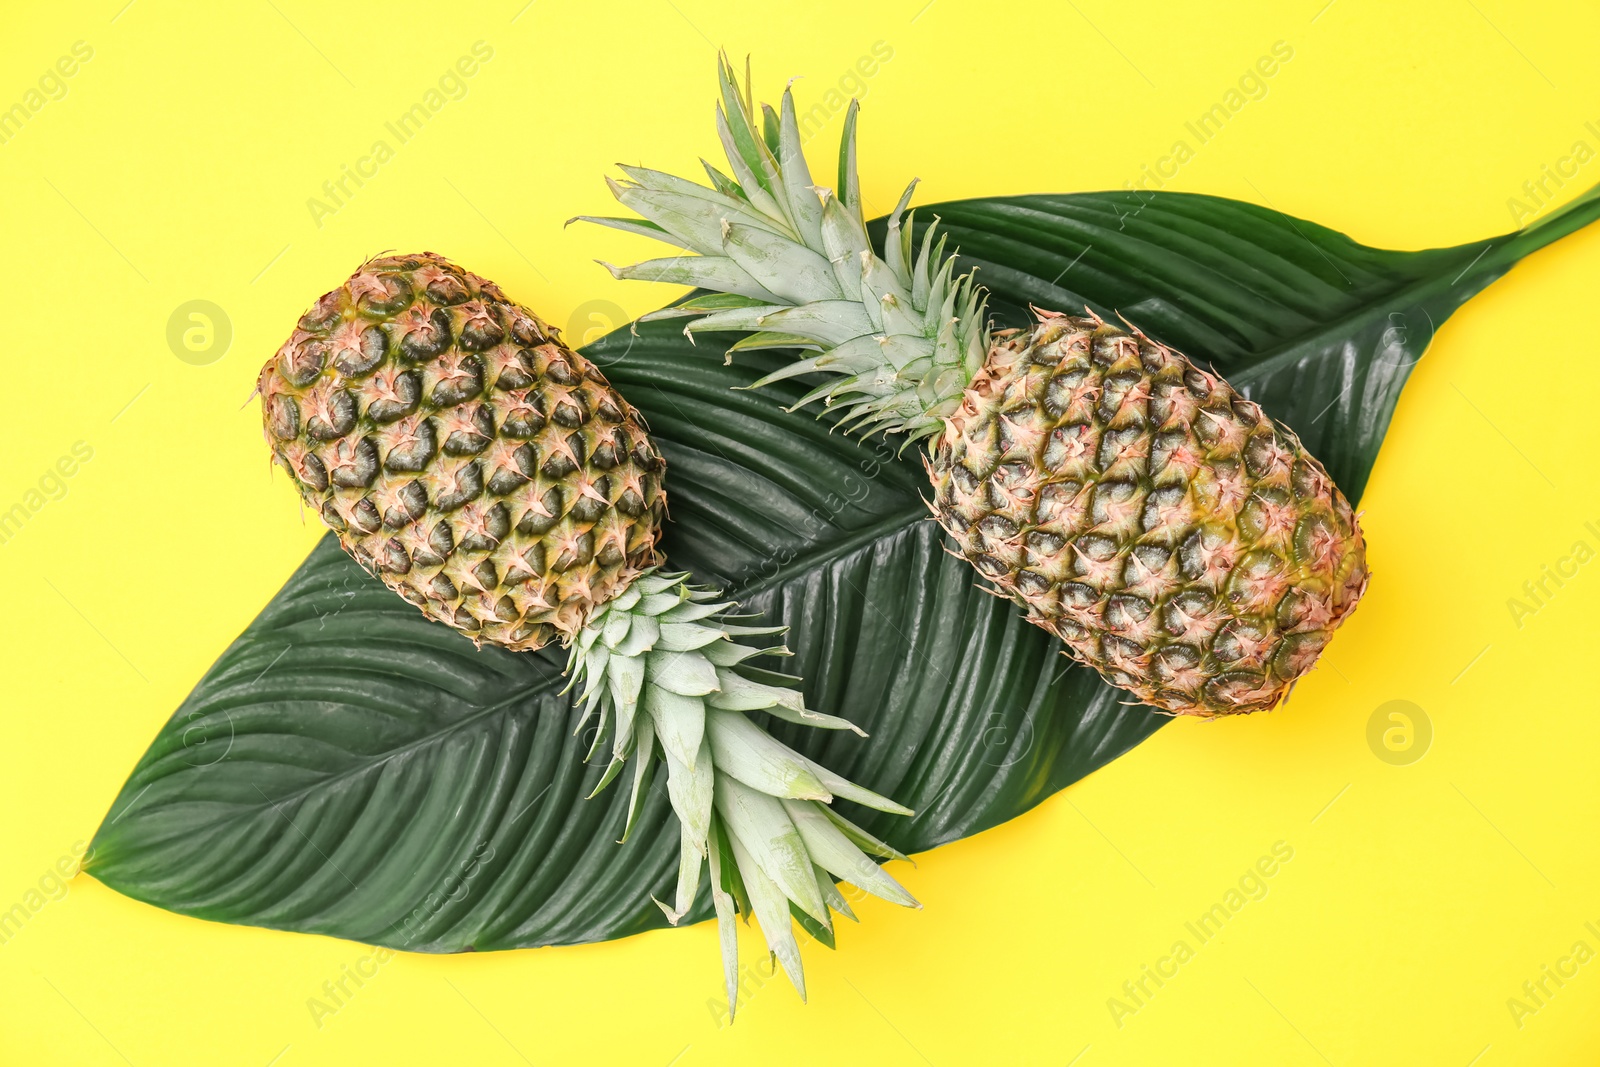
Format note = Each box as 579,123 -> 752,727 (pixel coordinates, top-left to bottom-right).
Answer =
88,187 -> 1600,951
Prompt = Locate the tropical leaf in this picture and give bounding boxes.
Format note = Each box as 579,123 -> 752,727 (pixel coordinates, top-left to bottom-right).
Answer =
87,186 -> 1600,950
901,184 -> 1600,500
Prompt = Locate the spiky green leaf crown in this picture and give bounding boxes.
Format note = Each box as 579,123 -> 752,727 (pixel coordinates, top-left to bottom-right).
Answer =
575,54 -> 989,443
567,570 -> 916,1016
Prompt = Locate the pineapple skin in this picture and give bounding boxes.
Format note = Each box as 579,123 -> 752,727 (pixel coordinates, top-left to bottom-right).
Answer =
929,310 -> 1368,716
258,253 -> 667,651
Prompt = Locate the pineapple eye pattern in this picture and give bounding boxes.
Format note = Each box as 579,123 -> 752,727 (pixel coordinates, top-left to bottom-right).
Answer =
258,253 -> 667,652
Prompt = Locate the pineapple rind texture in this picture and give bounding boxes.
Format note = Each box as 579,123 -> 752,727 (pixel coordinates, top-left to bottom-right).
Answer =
259,252 -> 667,651
930,312 -> 1368,716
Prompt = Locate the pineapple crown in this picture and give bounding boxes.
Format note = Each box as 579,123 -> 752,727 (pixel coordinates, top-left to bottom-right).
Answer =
574,54 -> 990,444
566,569 -> 916,1016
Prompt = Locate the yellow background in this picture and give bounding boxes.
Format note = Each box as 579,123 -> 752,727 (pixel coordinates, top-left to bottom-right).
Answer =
3,1 -> 1598,1063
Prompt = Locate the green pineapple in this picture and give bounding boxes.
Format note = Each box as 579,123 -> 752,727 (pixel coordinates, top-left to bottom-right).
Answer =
579,59 -> 1368,716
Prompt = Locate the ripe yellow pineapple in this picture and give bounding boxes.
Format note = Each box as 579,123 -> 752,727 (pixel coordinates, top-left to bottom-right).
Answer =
579,59 -> 1368,716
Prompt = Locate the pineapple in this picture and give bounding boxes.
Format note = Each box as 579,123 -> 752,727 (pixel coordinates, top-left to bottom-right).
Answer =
259,251 -> 667,650
579,59 -> 1369,716
259,253 -> 916,1016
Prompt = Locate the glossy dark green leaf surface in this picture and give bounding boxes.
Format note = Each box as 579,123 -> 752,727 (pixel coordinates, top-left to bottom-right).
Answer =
89,186 -> 1599,950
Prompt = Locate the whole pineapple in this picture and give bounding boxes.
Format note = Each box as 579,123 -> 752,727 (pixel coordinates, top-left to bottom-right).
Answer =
932,310 -> 1366,713
258,252 -> 667,650
579,59 -> 1368,716
258,253 -> 916,1016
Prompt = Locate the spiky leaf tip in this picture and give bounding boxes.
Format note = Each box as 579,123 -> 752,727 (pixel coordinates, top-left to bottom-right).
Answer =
567,569 -> 918,1015
583,58 -> 989,445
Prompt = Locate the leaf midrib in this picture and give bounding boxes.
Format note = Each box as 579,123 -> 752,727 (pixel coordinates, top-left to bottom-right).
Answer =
112,680 -> 554,843
119,504 -> 935,843
723,504 -> 932,602
1228,245 -> 1501,387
